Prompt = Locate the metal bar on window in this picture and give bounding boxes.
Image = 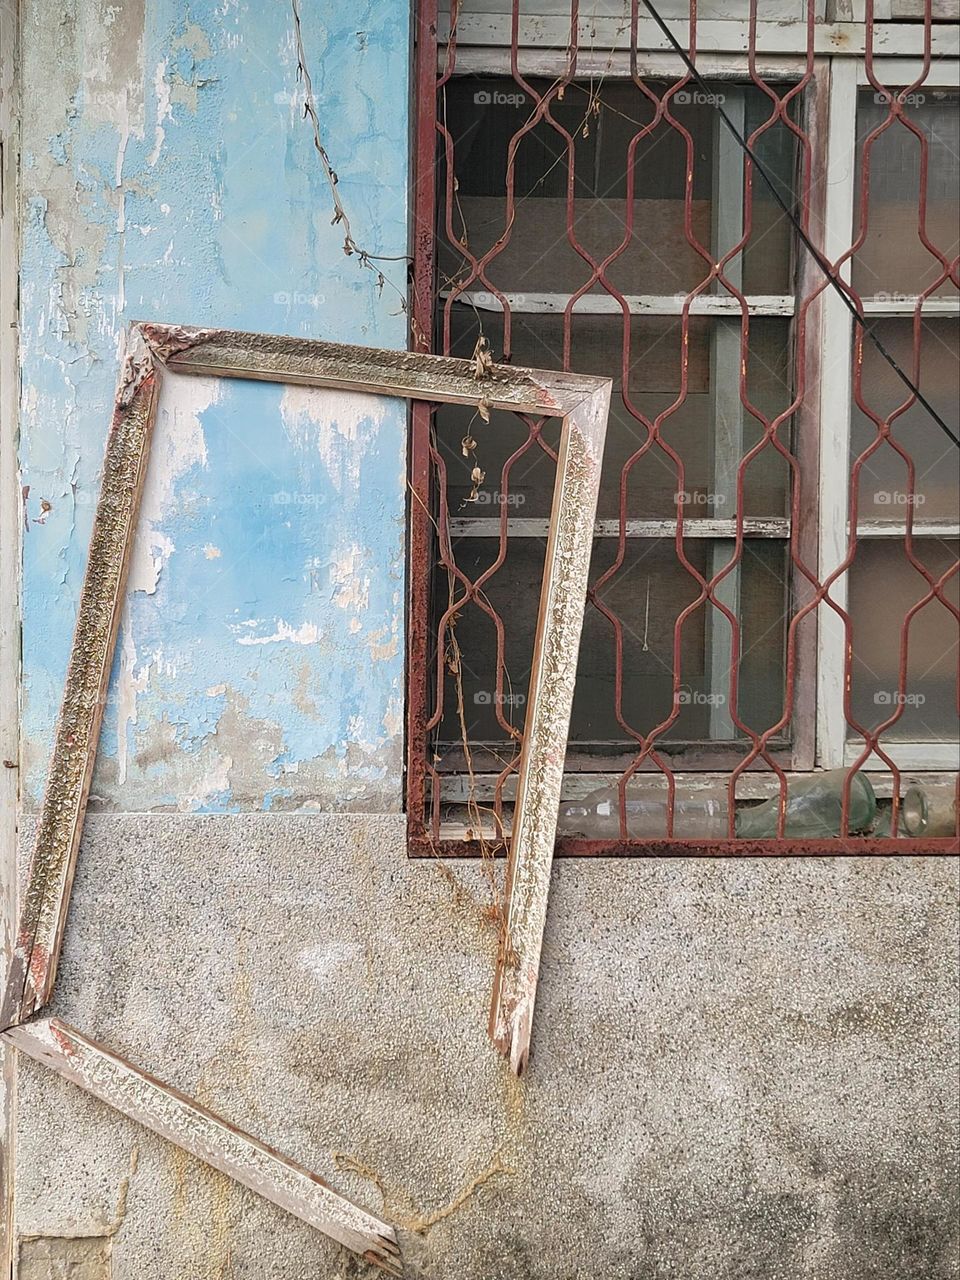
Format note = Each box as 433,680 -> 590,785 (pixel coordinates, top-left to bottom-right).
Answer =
408,0 -> 959,856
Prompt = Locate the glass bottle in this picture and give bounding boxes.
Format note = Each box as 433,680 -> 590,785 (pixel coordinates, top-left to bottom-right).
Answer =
557,784 -> 728,839
902,786 -> 958,837
735,769 -> 876,839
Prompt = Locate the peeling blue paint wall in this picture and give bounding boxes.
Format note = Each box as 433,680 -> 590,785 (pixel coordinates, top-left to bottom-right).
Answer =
19,1 -> 410,811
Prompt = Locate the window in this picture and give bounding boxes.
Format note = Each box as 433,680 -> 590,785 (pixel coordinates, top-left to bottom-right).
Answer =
408,3 -> 960,851
818,69 -> 960,773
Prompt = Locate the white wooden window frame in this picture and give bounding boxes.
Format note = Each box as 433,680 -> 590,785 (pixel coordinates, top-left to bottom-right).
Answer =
440,41 -> 817,774
439,24 -> 959,782
0,7 -> 20,1268
817,57 -> 960,771
440,12 -> 959,76
836,1 -> 959,21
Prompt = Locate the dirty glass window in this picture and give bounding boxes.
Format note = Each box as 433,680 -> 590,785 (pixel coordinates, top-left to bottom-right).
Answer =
432,78 -> 801,763
848,90 -> 960,747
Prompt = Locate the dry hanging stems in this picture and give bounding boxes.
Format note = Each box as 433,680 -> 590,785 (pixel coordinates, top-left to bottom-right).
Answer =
290,0 -> 418,337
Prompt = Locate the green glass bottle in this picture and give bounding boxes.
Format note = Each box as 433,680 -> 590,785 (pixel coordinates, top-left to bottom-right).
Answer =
735,769 -> 876,839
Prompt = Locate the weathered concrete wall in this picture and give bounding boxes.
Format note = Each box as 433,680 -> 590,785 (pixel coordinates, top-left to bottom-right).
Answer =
14,817 -> 960,1279
18,0 -> 409,813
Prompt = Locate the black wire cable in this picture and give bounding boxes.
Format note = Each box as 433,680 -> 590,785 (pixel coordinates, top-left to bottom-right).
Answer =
642,0 -> 960,449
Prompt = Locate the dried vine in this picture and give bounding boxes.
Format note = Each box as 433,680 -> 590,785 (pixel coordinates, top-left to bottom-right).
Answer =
290,0 -> 416,332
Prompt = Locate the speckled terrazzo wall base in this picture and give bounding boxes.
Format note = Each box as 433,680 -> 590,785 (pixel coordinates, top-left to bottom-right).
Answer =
13,815 -> 959,1279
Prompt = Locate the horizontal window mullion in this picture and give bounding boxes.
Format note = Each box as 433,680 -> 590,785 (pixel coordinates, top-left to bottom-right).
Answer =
438,769 -> 955,805
443,289 -> 797,317
844,742 -> 960,770
437,17 -> 958,59
442,48 -> 811,81
860,297 -> 959,315
854,520 -> 960,539
855,60 -> 960,89
447,517 -> 791,538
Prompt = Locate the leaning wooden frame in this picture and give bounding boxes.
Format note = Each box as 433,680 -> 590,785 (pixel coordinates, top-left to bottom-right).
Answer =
0,323 -> 611,1258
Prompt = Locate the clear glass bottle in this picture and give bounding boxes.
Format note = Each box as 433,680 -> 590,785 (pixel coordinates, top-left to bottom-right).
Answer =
902,786 -> 958,837
557,785 -> 728,839
735,769 -> 876,839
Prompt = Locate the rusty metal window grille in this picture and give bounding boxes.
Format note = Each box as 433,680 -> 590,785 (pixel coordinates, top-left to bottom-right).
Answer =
408,1 -> 960,855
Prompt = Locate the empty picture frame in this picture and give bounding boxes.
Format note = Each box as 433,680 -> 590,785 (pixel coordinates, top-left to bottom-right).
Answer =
0,323 -> 610,1262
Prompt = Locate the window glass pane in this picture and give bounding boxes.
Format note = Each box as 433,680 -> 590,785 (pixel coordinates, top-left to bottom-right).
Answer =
433,536 -> 789,754
436,397 -> 559,521
848,539 -> 959,742
853,90 -> 960,299
439,78 -> 800,299
431,74 -> 801,762
741,86 -> 798,295
851,317 -> 960,523
440,305 -> 794,521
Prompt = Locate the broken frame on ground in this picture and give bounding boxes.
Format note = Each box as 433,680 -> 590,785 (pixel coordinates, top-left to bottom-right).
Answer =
0,323 -> 612,1268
